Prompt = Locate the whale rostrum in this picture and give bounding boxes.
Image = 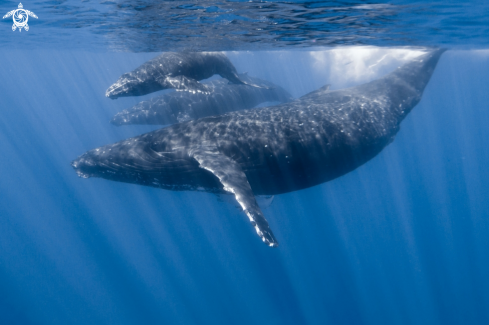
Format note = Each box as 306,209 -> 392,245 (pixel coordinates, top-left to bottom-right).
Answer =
75,49 -> 445,247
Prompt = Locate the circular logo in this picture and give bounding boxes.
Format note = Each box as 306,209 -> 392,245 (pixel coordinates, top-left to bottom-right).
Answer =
13,9 -> 28,28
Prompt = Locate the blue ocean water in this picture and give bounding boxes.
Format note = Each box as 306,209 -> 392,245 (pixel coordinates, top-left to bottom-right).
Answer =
1,0 -> 489,51
1,1 -> 489,325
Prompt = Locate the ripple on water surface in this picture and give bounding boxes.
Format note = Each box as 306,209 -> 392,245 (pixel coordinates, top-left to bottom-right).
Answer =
0,0 -> 488,51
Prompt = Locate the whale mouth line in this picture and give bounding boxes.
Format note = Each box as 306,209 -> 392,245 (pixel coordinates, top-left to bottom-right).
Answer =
76,171 -> 90,179
106,79 -> 135,98
71,160 -> 91,178
106,87 -> 124,98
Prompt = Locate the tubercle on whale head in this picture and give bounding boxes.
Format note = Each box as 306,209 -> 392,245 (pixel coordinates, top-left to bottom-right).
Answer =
71,138 -> 164,184
71,156 -> 93,179
106,81 -> 131,99
71,147 -> 116,179
105,73 -> 144,99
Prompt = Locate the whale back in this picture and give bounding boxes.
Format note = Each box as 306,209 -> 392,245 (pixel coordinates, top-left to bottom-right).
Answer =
110,74 -> 293,126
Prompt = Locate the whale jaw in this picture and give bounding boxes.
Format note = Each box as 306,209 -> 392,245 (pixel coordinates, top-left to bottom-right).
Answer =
105,73 -> 155,99
71,156 -> 93,179
105,77 -> 139,99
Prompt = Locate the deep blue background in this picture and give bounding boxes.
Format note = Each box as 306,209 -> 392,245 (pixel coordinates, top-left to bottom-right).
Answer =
0,49 -> 488,324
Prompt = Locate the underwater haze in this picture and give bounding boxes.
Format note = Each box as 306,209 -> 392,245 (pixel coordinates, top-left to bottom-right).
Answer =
1,1 -> 489,325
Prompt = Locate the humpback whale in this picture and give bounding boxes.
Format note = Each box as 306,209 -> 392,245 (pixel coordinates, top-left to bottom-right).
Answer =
106,52 -> 260,99
73,49 -> 445,247
111,74 -> 293,126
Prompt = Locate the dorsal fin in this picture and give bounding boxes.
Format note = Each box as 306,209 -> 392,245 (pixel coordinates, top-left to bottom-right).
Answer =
301,84 -> 331,99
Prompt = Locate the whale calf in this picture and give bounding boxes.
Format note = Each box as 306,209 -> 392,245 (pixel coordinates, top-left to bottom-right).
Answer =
111,74 -> 293,126
74,49 -> 445,247
106,52 -> 260,99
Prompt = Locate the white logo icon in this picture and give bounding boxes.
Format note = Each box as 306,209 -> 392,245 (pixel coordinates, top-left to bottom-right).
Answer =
3,3 -> 38,32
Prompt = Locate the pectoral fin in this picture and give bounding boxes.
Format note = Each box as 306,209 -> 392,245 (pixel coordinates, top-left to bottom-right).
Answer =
225,73 -> 272,90
3,10 -> 15,19
191,148 -> 278,247
157,76 -> 209,93
26,10 -> 38,19
242,81 -> 273,90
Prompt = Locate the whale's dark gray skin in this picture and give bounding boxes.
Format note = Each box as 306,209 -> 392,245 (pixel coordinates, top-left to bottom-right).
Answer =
110,74 -> 293,126
106,52 -> 261,99
73,49 -> 444,247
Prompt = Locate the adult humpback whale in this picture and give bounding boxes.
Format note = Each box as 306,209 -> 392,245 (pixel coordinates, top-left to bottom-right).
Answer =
73,49 -> 445,247
106,52 -> 261,99
110,74 -> 293,126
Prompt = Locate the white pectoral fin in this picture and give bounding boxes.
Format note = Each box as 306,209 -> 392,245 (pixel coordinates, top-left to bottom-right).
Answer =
158,76 -> 209,93
3,10 -> 14,19
26,10 -> 38,19
191,148 -> 279,247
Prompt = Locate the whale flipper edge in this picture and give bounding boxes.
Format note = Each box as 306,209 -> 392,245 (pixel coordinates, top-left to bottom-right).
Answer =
224,72 -> 272,90
190,147 -> 279,247
242,80 -> 273,90
157,76 -> 210,93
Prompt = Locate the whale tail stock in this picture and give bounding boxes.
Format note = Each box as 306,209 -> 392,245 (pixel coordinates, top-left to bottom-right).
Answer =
392,47 -> 446,91
390,48 -> 446,94
361,47 -> 446,121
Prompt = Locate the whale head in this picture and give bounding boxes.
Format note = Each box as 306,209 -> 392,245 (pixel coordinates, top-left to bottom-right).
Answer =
70,141 -> 147,180
71,134 -> 191,187
105,72 -> 162,99
71,132 -> 221,193
70,143 -> 137,180
71,152 -> 100,179
105,73 -> 143,99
